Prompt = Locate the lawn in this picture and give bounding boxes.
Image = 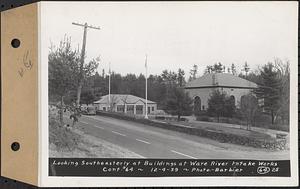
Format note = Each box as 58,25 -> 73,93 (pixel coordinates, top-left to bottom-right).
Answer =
166,119 -> 274,142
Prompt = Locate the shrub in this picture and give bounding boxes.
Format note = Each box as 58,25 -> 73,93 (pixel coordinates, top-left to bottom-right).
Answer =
155,116 -> 166,120
196,115 -> 211,122
228,117 -> 243,125
49,115 -> 82,151
179,117 -> 188,122
269,124 -> 289,132
219,117 -> 230,123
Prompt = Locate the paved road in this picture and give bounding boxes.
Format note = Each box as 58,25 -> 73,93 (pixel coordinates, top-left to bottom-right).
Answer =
73,115 -> 289,159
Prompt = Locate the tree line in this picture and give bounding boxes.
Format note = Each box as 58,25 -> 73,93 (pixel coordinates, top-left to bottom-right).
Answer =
49,37 -> 290,128
81,68 -> 193,120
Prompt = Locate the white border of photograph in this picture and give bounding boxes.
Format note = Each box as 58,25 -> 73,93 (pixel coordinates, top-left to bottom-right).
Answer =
39,1 -> 298,187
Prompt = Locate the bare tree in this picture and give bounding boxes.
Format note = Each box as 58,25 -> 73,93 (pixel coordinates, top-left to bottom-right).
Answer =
120,95 -> 129,113
273,58 -> 290,124
239,94 -> 259,130
109,95 -> 118,112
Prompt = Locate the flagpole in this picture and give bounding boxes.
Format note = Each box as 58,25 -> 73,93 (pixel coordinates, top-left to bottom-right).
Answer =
108,62 -> 111,111
145,54 -> 148,119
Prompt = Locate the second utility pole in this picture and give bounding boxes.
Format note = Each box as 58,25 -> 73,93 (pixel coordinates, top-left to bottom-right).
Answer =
72,22 -> 100,107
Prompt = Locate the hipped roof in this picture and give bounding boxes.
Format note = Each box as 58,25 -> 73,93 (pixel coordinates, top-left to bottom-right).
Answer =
185,73 -> 257,89
94,94 -> 156,104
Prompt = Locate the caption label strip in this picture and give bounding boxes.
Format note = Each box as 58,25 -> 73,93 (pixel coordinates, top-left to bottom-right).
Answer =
49,158 -> 290,177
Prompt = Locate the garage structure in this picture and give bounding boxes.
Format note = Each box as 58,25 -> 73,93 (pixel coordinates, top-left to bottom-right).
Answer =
93,94 -> 157,115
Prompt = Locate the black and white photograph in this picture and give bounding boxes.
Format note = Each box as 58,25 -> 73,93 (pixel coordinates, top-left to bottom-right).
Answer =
41,1 -> 298,186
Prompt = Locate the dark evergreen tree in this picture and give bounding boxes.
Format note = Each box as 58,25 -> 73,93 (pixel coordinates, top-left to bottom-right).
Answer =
189,64 -> 198,81
207,90 -> 226,122
164,87 -> 193,121
207,90 -> 235,122
80,90 -> 96,106
177,68 -> 186,87
231,63 -> 237,75
204,62 -> 224,74
255,63 -> 281,124
48,37 -> 80,124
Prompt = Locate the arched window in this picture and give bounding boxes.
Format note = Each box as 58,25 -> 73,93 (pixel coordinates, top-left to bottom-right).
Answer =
230,95 -> 235,106
194,96 -> 201,115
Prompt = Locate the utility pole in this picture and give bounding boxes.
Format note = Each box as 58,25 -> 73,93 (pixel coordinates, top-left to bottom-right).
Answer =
108,62 -> 111,111
144,54 -> 148,119
72,22 -> 100,107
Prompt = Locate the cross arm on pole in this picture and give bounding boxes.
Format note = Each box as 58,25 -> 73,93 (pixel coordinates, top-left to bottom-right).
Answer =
72,22 -> 100,30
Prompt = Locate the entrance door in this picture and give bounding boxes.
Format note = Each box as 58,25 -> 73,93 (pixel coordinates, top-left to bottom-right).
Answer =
148,107 -> 150,114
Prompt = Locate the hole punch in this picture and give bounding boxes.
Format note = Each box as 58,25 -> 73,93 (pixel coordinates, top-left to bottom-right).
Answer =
11,38 -> 21,48
11,142 -> 20,151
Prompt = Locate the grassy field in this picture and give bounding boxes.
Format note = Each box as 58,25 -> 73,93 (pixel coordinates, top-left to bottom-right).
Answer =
167,119 -> 274,141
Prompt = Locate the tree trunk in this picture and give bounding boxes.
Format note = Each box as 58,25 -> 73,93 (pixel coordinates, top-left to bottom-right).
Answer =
247,123 -> 251,131
60,95 -> 64,125
76,80 -> 83,107
271,111 -> 274,125
246,118 -> 249,130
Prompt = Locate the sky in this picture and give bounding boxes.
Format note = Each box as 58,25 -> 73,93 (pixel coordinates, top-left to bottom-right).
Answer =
42,1 -> 298,78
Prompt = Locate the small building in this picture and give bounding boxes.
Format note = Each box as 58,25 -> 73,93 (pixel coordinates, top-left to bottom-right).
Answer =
184,73 -> 258,110
93,94 -> 157,115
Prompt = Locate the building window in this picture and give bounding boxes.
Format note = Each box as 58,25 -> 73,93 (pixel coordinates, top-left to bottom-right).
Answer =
103,107 -> 106,111
117,105 -> 125,112
136,105 -> 143,114
230,95 -> 235,105
152,107 -> 154,111
231,88 -> 234,91
194,96 -> 201,114
127,105 -> 134,114
202,105 -> 205,110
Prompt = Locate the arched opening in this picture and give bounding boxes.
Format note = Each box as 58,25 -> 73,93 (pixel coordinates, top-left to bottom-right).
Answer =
194,96 -> 201,115
230,95 -> 235,106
